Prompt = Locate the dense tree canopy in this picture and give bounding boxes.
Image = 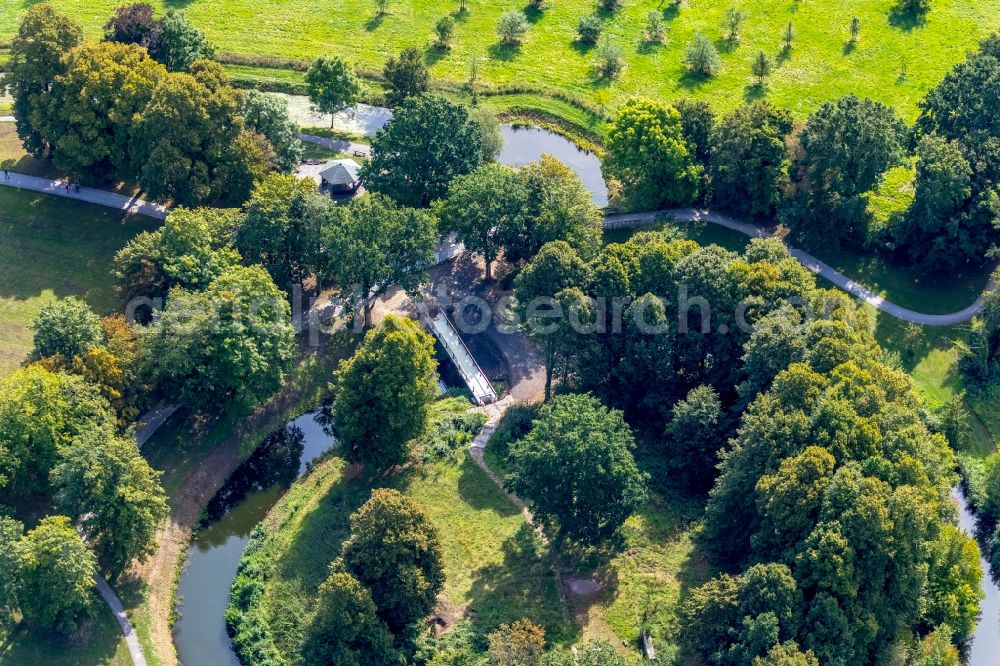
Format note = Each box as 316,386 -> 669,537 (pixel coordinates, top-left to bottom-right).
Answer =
383,47 -> 430,108
303,572 -> 402,666
361,95 -> 485,207
664,384 -> 723,489
709,101 -> 793,220
321,193 -> 436,326
104,3 -> 162,56
4,4 -> 83,157
140,265 -> 297,412
0,517 -> 24,621
52,428 -> 168,578
240,91 -> 304,172
341,489 -> 445,632
604,98 -> 702,209
437,163 -> 527,280
0,366 -> 115,499
156,9 -> 214,72
505,393 -> 647,544
332,315 -> 438,471
15,516 -> 96,634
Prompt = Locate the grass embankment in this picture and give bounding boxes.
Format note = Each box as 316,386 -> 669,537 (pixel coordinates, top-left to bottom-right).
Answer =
0,126 -> 160,376
0,606 -> 131,666
3,0 -> 997,123
228,397 -> 570,663
113,332 -> 358,666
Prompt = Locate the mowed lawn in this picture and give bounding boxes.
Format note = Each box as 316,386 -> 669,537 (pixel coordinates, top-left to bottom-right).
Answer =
2,0 -> 997,120
0,168 -> 160,376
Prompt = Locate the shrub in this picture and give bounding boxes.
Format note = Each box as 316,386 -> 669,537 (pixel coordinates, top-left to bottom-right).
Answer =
576,14 -> 602,44
594,37 -> 625,79
497,11 -> 529,45
685,33 -> 721,76
645,12 -> 666,43
434,16 -> 455,48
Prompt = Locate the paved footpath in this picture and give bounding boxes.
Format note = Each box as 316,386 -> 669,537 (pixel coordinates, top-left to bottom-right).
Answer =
96,575 -> 147,666
299,132 -> 370,156
0,171 -> 168,219
605,208 -> 996,326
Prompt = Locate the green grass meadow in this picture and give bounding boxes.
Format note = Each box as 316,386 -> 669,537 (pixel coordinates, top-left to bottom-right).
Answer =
2,0 -> 998,121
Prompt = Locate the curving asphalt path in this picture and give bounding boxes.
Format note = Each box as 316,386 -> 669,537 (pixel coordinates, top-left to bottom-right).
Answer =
605,208 -> 995,326
298,132 -> 370,156
0,168 -> 991,325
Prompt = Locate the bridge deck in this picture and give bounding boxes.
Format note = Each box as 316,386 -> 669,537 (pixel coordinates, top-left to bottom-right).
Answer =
427,312 -> 497,406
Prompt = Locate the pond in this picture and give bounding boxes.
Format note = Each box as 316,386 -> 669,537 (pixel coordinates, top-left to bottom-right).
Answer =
173,411 -> 335,666
952,486 -> 1000,665
497,125 -> 608,208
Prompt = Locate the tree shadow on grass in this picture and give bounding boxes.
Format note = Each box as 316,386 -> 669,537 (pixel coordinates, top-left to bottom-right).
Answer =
523,4 -> 545,23
676,70 -> 713,91
888,6 -> 928,31
843,40 -> 857,55
776,44 -> 792,66
488,42 -> 522,62
715,37 -> 739,55
743,82 -> 768,101
465,523 -> 581,644
365,12 -> 386,31
570,38 -> 597,55
637,39 -> 663,55
424,45 -> 449,67
456,454 -> 521,516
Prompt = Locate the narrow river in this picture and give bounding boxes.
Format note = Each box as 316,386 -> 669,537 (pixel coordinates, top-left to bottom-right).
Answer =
951,486 -> 1000,665
173,412 -> 334,666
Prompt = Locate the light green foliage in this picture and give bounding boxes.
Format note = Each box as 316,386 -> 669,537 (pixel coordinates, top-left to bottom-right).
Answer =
306,55 -> 362,121
594,37 -> 625,79
506,393 -> 647,544
645,12 -> 666,44
604,98 -> 702,209
754,642 -> 819,666
497,11 -> 529,45
438,162 -> 527,280
15,516 -> 96,634
4,4 -> 83,157
486,618 -> 546,665
709,101 -> 793,219
238,174 -> 325,292
140,264 -> 297,412
302,571 -> 401,666
434,16 -> 455,48
51,429 -> 168,578
340,488 -> 445,632
922,524 -> 983,642
157,8 -> 215,72
685,33 -> 722,76
468,106 -> 504,163
516,155 -> 603,262
241,90 -> 304,172
383,47 -> 429,107
30,296 -> 104,361
36,41 -> 166,181
0,366 -> 115,498
361,95 -> 484,207
332,315 -> 439,471
321,193 -> 436,325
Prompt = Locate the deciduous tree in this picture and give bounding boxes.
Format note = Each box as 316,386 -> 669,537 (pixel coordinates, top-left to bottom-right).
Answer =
240,90 -> 304,172
157,9 -> 214,71
303,572 -> 401,666
31,296 -> 104,361
332,315 -> 438,471
382,47 -> 429,108
306,55 -> 362,124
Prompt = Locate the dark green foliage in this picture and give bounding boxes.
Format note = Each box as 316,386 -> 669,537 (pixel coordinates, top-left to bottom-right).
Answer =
140,265 -> 297,412
438,163 -> 528,280
0,516 -> 24,620
31,296 -> 104,361
303,572 -> 402,666
5,4 -> 83,157
685,33 -> 722,76
781,95 -> 907,248
15,516 -> 96,634
675,98 -> 715,166
709,101 -> 793,219
237,174 -> 326,292
576,14 -> 602,44
321,193 -> 437,326
332,315 -> 439,471
340,489 -> 445,632
157,9 -> 215,71
361,95 -> 484,207
383,47 -> 430,108
664,385 -> 723,489
419,408 -> 487,461
505,393 -> 647,545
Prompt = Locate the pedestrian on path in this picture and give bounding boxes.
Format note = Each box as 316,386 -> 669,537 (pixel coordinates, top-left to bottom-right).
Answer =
2,169 -> 8,180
